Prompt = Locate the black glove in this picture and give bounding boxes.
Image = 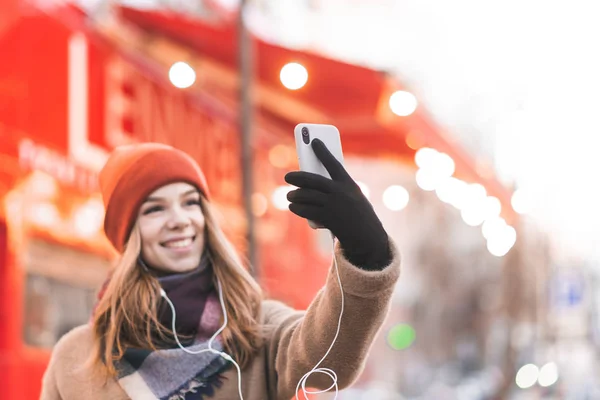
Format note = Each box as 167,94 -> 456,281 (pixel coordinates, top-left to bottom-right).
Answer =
284,139 -> 391,271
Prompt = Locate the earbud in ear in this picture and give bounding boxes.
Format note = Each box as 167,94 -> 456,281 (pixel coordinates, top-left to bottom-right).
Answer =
160,288 -> 167,298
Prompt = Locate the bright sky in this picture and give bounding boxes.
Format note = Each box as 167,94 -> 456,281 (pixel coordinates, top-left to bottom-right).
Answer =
246,0 -> 600,262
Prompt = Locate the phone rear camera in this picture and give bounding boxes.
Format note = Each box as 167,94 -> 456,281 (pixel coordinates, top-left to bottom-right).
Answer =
301,127 -> 310,144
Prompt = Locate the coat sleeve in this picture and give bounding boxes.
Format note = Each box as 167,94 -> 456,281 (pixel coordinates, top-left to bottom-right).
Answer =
40,348 -> 63,400
264,238 -> 401,399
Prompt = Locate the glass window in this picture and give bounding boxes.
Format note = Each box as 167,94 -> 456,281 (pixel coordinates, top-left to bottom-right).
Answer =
23,273 -> 97,348
22,239 -> 111,348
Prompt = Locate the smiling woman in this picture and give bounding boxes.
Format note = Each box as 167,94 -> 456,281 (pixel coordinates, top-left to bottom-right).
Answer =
39,142 -> 402,400
138,183 -> 207,275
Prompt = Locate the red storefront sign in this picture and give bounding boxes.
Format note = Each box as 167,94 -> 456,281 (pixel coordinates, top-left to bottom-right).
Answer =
100,54 -> 243,206
0,1 -> 326,304
0,8 -> 335,399
18,138 -> 99,193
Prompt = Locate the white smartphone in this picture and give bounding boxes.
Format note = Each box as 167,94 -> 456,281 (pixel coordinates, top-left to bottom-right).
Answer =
293,123 -> 345,229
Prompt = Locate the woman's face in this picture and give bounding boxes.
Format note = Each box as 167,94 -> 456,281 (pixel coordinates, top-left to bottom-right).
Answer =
137,182 -> 206,274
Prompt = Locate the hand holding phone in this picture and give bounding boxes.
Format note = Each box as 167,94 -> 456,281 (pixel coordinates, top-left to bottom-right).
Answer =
285,137 -> 391,270
292,124 -> 344,228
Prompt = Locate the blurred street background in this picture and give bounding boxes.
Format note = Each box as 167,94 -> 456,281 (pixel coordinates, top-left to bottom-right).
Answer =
1,0 -> 600,399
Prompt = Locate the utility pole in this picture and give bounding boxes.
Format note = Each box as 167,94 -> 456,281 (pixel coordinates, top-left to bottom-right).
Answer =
237,0 -> 258,276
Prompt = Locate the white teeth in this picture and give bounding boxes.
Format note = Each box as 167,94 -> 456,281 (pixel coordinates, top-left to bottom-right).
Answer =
164,238 -> 193,248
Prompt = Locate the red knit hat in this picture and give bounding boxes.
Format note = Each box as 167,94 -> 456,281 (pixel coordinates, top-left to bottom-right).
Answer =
99,143 -> 210,252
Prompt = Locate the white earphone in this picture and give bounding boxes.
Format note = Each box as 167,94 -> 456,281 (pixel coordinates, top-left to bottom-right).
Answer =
160,233 -> 344,400
294,234 -> 344,400
160,280 -> 243,399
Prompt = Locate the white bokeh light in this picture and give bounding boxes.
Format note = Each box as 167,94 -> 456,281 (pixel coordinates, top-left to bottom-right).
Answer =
516,364 -> 539,389
415,150 -> 458,193
503,225 -> 517,247
415,147 -> 439,170
272,185 -> 294,210
416,169 -> 442,191
487,225 -> 517,257
73,198 -> 105,238
464,184 -> 487,205
461,206 -> 487,227
169,62 -> 196,89
280,62 -> 308,90
30,202 -> 60,227
538,362 -> 559,387
28,171 -> 58,198
512,188 -> 533,214
435,177 -> 468,208
458,183 -> 489,226
482,216 -> 507,240
435,178 -> 454,204
484,196 -> 502,219
356,181 -> 371,199
389,90 -> 418,116
383,185 -> 410,211
487,238 -> 511,257
433,152 -> 456,177
458,184 -> 487,212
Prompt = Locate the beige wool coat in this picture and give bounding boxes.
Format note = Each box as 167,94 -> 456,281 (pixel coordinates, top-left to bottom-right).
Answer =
40,240 -> 401,400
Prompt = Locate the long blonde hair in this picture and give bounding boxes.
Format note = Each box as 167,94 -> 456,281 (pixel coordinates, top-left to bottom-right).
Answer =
89,196 -> 264,376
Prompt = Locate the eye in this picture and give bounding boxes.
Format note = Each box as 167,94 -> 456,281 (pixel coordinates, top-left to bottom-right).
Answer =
142,205 -> 163,215
185,200 -> 200,207
184,198 -> 201,207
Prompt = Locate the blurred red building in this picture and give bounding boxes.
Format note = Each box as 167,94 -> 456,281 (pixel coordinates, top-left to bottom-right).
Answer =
0,2 -> 515,398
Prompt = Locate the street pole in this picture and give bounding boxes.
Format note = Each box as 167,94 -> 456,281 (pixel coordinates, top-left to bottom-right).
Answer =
237,0 -> 258,277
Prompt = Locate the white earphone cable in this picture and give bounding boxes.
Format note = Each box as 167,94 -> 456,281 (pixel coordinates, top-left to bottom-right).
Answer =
295,233 -> 343,399
160,280 -> 244,400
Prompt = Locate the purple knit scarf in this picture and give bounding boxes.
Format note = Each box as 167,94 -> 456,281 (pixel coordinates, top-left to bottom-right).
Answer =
115,254 -> 232,400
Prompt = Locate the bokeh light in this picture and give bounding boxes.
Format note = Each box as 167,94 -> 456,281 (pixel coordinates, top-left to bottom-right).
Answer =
435,177 -> 468,208
30,202 -> 60,228
405,131 -> 424,150
27,171 -> 58,198
415,149 -> 456,193
482,217 -> 507,240
538,362 -> 559,387
389,90 -> 418,116
268,145 -> 295,169
433,152 -> 456,177
483,196 -> 502,219
461,206 -> 487,227
169,62 -> 196,89
73,198 -> 104,238
356,181 -> 371,199
271,185 -> 294,210
383,185 -> 410,211
512,188 -> 533,214
487,225 -> 517,257
251,193 -> 268,217
516,364 -> 539,389
415,147 -> 439,169
387,323 -> 416,350
463,184 -> 487,207
280,62 -> 308,90
416,169 -> 441,191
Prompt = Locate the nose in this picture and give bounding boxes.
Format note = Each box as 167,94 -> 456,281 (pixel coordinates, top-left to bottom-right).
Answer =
166,205 -> 191,229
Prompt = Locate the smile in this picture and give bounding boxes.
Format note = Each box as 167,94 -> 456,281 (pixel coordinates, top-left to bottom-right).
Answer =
161,236 -> 196,249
